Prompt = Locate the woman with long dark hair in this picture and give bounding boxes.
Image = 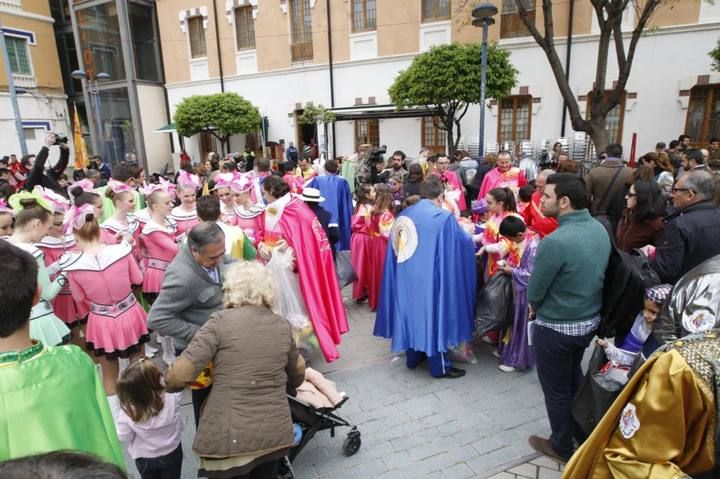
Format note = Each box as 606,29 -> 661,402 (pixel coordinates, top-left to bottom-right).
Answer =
366,185 -> 395,311
615,179 -> 666,252
350,184 -> 376,303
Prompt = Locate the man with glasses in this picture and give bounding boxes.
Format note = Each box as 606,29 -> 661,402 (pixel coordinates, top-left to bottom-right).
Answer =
148,222 -> 228,424
647,170 -> 720,283
430,153 -> 467,212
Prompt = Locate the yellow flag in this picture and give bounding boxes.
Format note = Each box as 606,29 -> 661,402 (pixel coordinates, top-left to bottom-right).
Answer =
72,103 -> 89,169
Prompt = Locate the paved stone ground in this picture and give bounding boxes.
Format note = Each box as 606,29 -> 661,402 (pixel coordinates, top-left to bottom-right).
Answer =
123,289 -> 561,478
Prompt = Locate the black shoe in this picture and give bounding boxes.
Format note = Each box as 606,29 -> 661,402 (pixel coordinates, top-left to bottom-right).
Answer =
442,367 -> 466,379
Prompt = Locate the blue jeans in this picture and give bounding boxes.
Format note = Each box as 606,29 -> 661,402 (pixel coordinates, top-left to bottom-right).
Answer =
533,323 -> 594,460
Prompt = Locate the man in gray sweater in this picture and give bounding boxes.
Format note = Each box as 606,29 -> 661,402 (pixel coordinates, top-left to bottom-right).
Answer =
148,222 -> 227,423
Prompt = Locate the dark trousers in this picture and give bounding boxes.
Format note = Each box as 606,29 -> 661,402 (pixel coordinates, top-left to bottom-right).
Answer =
135,443 -> 183,479
533,323 -> 594,459
233,459 -> 279,479
406,349 -> 451,378
176,348 -> 213,426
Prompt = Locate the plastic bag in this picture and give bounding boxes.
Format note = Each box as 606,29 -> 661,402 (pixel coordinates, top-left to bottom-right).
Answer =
335,250 -> 357,288
474,273 -> 514,338
571,344 -> 624,436
267,248 -> 311,331
448,342 -> 478,364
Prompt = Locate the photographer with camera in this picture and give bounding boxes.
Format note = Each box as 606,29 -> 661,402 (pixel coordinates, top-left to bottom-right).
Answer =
24,133 -> 71,198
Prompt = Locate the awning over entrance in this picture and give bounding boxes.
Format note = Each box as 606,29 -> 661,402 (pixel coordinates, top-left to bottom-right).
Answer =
329,104 -> 438,121
154,123 -> 176,133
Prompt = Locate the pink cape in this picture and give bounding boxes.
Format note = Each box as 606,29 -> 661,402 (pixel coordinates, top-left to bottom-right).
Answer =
477,166 -> 528,201
350,205 -> 372,301
431,170 -> 467,211
276,199 -> 349,362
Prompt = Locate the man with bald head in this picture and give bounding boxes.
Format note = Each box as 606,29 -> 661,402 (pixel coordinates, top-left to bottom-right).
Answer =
522,169 -> 559,237
649,170 -> 720,283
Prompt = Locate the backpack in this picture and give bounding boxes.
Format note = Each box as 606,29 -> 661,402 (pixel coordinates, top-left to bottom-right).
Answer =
599,247 -> 661,339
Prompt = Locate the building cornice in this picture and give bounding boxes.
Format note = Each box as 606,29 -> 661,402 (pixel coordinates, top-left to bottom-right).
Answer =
0,7 -> 55,24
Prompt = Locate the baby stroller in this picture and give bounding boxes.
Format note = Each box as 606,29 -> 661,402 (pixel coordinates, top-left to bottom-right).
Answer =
289,394 -> 361,460
279,394 -> 361,477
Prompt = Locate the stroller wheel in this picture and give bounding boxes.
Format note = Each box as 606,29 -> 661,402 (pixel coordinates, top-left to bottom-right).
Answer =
343,428 -> 362,456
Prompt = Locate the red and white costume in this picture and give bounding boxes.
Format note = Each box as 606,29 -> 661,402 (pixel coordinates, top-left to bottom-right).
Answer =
234,205 -> 264,246
36,234 -> 88,326
140,219 -> 179,294
170,206 -> 199,236
63,242 -> 149,357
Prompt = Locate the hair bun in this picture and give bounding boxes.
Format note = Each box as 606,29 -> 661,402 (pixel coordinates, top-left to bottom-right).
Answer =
70,186 -> 84,199
18,198 -> 38,208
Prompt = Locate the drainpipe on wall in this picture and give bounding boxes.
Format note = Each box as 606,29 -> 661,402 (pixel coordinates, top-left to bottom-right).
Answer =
326,0 -> 336,159
212,0 -> 226,153
560,0 -> 575,138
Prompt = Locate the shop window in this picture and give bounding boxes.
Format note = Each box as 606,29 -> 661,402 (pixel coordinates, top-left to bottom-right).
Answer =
355,119 -> 379,150
587,91 -> 626,144
290,0 -> 313,62
421,116 -> 446,154
188,16 -> 207,58
498,95 -> 532,143
501,0 -> 534,39
422,0 -> 451,22
352,0 -> 376,32
235,5 -> 255,50
685,85 -> 720,144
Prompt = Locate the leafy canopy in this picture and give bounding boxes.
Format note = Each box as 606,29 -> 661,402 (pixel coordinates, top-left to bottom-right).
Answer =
299,102 -> 336,125
389,43 -> 518,109
173,92 -> 262,140
712,37 -> 720,72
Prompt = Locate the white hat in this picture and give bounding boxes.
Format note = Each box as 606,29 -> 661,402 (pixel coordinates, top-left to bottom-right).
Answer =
300,187 -> 325,203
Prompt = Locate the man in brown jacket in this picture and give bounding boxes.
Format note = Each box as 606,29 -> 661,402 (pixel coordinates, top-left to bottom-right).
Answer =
585,143 -> 633,218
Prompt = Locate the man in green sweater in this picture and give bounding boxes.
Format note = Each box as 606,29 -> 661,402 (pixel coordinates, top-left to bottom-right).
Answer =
527,173 -> 611,463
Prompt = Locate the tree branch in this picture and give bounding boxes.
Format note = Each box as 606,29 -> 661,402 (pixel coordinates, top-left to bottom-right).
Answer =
515,0 -> 587,132
455,102 -> 470,122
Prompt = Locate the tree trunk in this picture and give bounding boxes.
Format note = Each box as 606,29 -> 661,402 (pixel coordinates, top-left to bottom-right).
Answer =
446,119 -> 455,158
587,119 -> 610,159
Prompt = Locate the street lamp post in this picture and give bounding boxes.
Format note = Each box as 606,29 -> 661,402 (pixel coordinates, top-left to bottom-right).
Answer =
71,69 -> 110,159
472,3 -> 498,159
0,18 -> 28,157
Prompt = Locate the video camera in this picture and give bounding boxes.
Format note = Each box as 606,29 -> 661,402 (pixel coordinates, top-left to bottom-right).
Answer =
367,145 -> 387,164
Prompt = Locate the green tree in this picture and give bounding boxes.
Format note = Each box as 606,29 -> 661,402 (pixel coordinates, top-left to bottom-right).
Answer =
458,0 -> 709,154
298,102 -> 336,157
711,37 -> 720,72
388,43 -> 518,156
174,92 -> 262,154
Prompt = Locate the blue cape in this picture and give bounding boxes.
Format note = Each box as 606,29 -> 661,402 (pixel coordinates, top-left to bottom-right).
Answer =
373,200 -> 477,356
307,175 -> 353,251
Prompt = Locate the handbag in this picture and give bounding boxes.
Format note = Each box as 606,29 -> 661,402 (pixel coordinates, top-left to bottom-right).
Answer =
335,250 -> 358,288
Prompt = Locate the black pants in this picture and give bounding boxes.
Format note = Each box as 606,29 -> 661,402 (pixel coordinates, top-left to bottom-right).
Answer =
135,443 -> 183,479
534,323 -> 594,460
176,348 -> 213,426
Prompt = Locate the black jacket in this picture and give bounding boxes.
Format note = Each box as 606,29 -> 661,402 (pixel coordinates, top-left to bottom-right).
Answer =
307,203 -> 339,248
24,146 -> 69,197
651,201 -> 720,283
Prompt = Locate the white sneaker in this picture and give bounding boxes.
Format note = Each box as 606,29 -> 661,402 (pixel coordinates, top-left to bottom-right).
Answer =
481,335 -> 495,344
492,349 -> 501,358
498,365 -> 516,373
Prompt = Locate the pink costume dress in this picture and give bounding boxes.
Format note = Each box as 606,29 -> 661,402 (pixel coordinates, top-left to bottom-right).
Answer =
220,201 -> 238,226
100,216 -> 142,263
480,211 -> 523,278
140,219 -> 180,294
234,204 -> 264,246
170,206 -> 199,236
64,242 -> 149,357
37,234 -> 88,326
431,170 -> 467,211
350,204 -> 373,301
367,211 -> 394,311
477,166 -> 528,201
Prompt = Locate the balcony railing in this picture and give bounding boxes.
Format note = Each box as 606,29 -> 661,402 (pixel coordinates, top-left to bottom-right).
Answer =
290,41 -> 313,63
0,0 -> 22,9
13,73 -> 36,89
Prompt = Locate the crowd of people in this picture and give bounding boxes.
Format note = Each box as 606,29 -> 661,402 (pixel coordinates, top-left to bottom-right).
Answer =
1,129 -> 720,478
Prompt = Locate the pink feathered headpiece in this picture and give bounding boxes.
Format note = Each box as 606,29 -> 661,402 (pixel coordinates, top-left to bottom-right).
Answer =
108,179 -> 134,194
140,177 -> 176,200
212,172 -> 237,191
69,179 -> 95,200
177,170 -> 201,190
63,204 -> 95,235
34,186 -> 70,213
0,198 -> 14,217
230,173 -> 253,194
